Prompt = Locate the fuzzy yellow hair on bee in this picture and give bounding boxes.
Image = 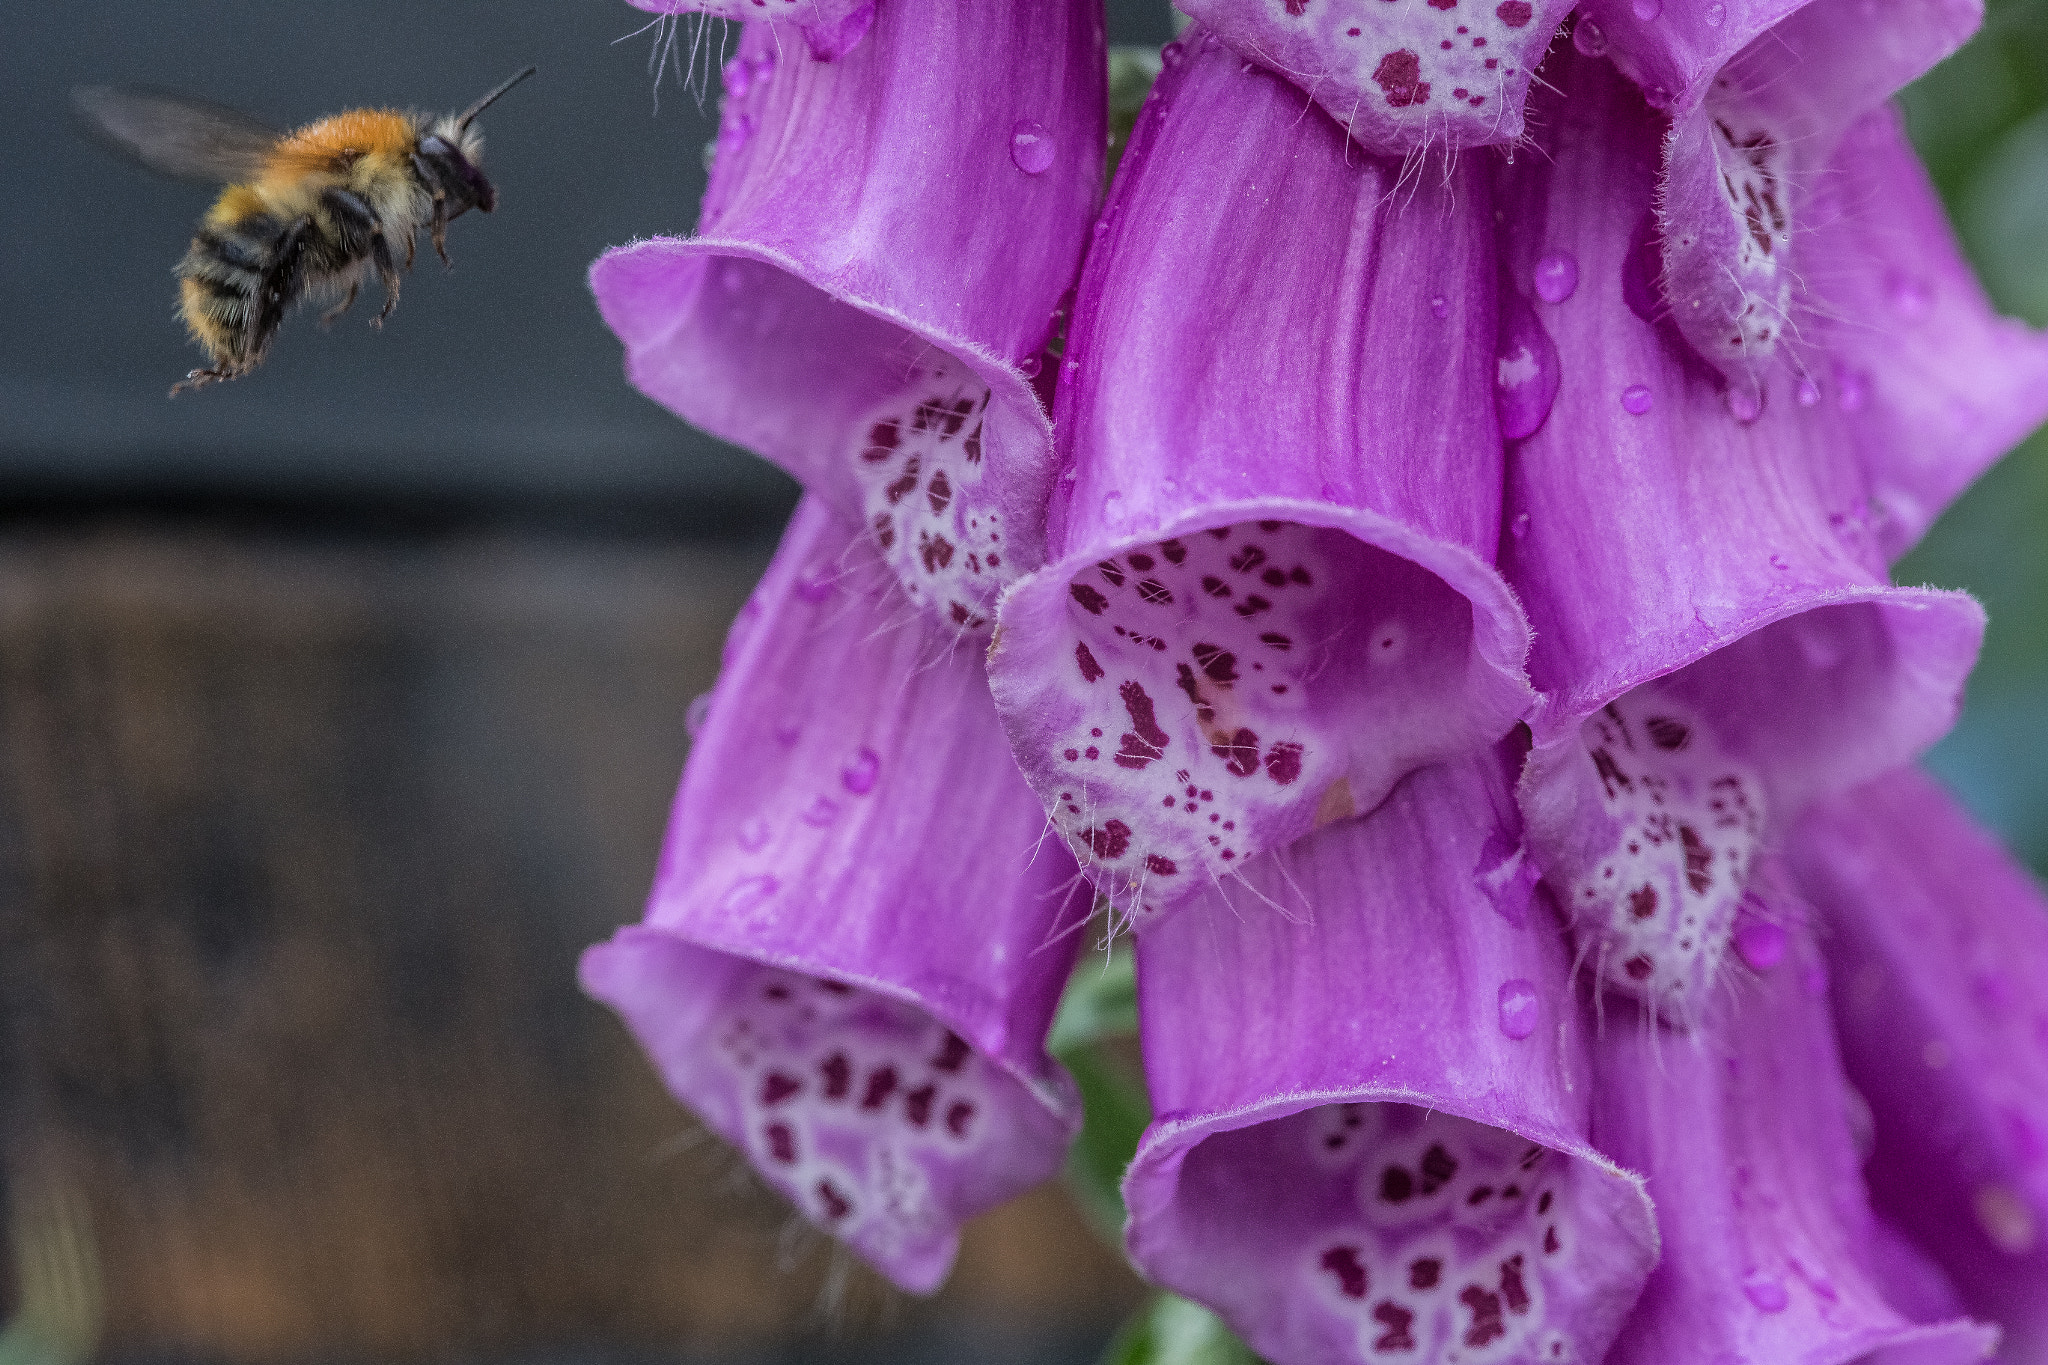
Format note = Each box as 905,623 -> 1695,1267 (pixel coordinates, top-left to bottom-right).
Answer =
75,68 -> 535,395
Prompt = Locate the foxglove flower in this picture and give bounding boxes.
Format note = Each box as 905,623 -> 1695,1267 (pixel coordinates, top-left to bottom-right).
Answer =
1790,767 -> 2048,1361
1124,748 -> 1661,1364
593,0 -> 1104,639
580,499 -> 1086,1291
1497,42 -> 2004,1030
988,30 -> 1533,922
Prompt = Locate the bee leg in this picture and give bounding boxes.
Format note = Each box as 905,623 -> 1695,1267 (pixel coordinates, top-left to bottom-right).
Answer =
169,368 -> 231,398
319,280 -> 360,329
369,233 -> 402,328
242,215 -> 314,370
409,152 -> 452,268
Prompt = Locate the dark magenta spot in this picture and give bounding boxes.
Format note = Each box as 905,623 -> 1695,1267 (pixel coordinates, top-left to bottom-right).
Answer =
1461,1284 -> 1507,1347
1127,553 -> 1155,571
760,1072 -> 803,1107
861,1066 -> 900,1109
945,1100 -> 975,1136
1625,954 -> 1656,980
1098,560 -> 1127,587
1629,885 -> 1659,919
1136,578 -> 1174,605
1373,1302 -> 1418,1352
1647,715 -> 1690,749
1076,642 -> 1104,682
1373,49 -> 1430,107
1212,728 -> 1260,777
817,1178 -> 852,1220
765,1122 -> 798,1165
1192,643 -> 1239,684
1682,825 -> 1712,892
1146,854 -> 1178,875
1420,1143 -> 1459,1194
904,1084 -> 936,1127
1071,583 -> 1108,614
1084,820 -> 1132,860
820,1052 -> 852,1100
1496,0 -> 1532,22
1161,539 -> 1187,563
932,1032 -> 972,1073
1501,1254 -> 1532,1315
1380,1166 -> 1415,1203
1234,594 -> 1273,618
1411,1258 -> 1442,1290
1321,1245 -> 1369,1299
927,470 -> 952,515
1264,742 -> 1303,785
1201,575 -> 1232,598
1230,544 -> 1268,573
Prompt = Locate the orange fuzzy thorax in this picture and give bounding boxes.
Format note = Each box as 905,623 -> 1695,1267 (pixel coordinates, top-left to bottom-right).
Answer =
261,108 -> 420,182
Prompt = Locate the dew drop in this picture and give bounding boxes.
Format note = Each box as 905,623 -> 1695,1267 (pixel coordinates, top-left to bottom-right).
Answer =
685,691 -> 714,737
737,817 -> 772,852
1511,511 -> 1531,538
1888,271 -> 1934,319
1430,295 -> 1450,320
1704,0 -> 1725,22
1533,252 -> 1579,304
1733,918 -> 1786,971
1573,18 -> 1609,55
1796,378 -> 1821,407
1019,354 -> 1043,379
1974,1184 -> 2038,1254
1631,0 -> 1662,18
1725,385 -> 1763,424
1621,384 -> 1654,415
1835,364 -> 1870,413
1740,1271 -> 1790,1313
720,874 -> 780,915
842,747 -> 881,794
1646,85 -> 1672,108
1101,490 -> 1126,523
1010,120 -> 1055,175
723,57 -> 752,99
1498,979 -> 1540,1039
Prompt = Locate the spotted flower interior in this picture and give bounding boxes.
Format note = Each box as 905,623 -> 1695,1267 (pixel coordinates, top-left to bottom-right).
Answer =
1170,1105 -> 1639,1364
1018,518 -> 1484,917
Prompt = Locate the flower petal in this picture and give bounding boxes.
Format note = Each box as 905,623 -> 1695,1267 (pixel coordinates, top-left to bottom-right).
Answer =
1499,46 -> 1984,1024
580,498 -> 1084,1293
1173,0 -> 1573,156
988,35 -> 1532,921
1576,0 -> 1978,123
1124,752 -> 1658,1365
1788,767 -> 2048,1359
625,0 -> 877,62
1591,904 -> 1999,1364
590,0 -> 1104,636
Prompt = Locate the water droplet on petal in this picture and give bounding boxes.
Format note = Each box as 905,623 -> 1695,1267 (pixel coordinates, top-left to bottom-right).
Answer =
842,747 -> 881,794
685,691 -> 713,736
722,57 -> 752,98
1734,917 -> 1787,971
1646,85 -> 1672,108
738,817 -> 772,851
1100,490 -> 1125,523
1888,271 -> 1934,319
720,874 -> 780,915
1704,1 -> 1726,22
1019,354 -> 1043,379
1975,1184 -> 2038,1254
1834,363 -> 1870,412
1430,295 -> 1450,320
1741,1271 -> 1790,1313
1621,384 -> 1654,415
1010,120 -> 1055,175
1496,294 -> 1561,439
1573,18 -> 1609,55
1796,378 -> 1821,407
1498,979 -> 1539,1039
1631,0 -> 1662,18
1725,385 -> 1763,424
1511,511 -> 1531,538
1533,252 -> 1579,304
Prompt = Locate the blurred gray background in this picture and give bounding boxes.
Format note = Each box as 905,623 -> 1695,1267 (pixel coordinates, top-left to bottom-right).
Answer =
0,1 -> 2044,1363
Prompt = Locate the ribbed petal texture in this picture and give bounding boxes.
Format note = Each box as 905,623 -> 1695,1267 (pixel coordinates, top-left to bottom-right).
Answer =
988,31 -> 1531,922
591,0 -> 1104,636
1125,752 -> 1658,1365
1789,768 -> 2048,1361
580,498 -> 1083,1292
1592,905 -> 1997,1364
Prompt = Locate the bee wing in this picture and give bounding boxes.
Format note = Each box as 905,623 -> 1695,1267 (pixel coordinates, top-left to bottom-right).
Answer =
72,86 -> 280,183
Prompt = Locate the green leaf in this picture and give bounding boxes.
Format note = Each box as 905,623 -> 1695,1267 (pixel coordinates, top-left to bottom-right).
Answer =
1101,1294 -> 1267,1365
1059,1038 -> 1152,1241
1049,945 -> 1139,1054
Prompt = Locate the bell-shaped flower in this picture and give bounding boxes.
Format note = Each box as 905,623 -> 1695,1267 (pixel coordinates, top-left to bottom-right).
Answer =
1589,895 -> 1998,1362
1122,748 -> 1659,1365
626,0 -> 877,62
591,0 -> 1104,638
1788,767 -> 2048,1360
987,31 -> 1533,923
580,499 -> 1085,1292
1498,43 -> 1993,1028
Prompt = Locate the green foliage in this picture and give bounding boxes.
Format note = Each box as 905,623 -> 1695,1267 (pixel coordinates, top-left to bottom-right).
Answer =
1100,1294 -> 1268,1365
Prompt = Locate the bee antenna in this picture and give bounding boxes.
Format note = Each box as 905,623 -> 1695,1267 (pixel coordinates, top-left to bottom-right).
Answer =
456,66 -> 537,130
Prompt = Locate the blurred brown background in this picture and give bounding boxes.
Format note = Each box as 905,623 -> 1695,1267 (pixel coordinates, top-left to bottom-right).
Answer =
0,520 -> 1142,1363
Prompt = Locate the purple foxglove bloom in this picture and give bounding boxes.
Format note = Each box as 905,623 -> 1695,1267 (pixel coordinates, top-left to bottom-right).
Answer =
1589,898 -> 1999,1362
1498,44 -> 1994,1027
987,31 -> 1533,922
591,0 -> 1104,636
579,498 -> 1085,1292
1789,767 -> 2048,1359
1173,0 -> 1574,156
1123,749 -> 1660,1365
626,0 -> 877,63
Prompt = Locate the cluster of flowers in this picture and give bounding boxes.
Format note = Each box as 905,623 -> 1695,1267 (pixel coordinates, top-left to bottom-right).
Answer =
578,0 -> 2048,1358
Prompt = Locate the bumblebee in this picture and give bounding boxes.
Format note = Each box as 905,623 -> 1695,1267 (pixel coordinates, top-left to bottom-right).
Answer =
75,68 -> 535,395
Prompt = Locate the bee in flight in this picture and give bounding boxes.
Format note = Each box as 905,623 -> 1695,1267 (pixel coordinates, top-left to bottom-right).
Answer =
75,68 -> 535,395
